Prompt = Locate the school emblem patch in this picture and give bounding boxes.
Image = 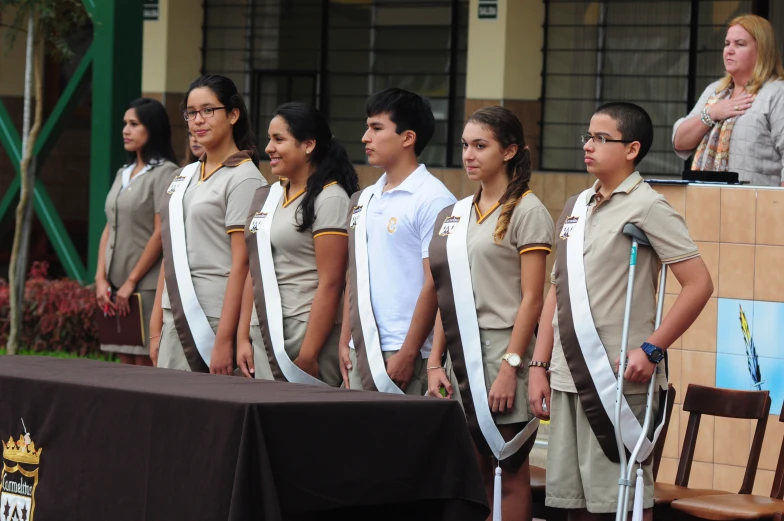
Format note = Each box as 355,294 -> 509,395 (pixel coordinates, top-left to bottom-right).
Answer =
387,217 -> 398,234
166,175 -> 187,195
349,205 -> 363,229
1,433 -> 41,521
248,212 -> 267,234
559,216 -> 579,240
438,216 -> 460,236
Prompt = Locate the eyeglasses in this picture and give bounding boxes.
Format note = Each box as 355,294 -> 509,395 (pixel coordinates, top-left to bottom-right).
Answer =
580,133 -> 633,145
182,106 -> 228,121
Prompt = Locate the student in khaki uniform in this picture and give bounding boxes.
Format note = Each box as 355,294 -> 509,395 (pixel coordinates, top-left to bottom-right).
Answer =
235,102 -> 359,386
528,102 -> 713,520
427,107 -> 553,521
149,75 -> 266,375
339,88 -> 456,395
95,98 -> 178,365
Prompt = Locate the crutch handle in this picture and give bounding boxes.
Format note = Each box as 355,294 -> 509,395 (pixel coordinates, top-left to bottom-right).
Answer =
623,223 -> 650,247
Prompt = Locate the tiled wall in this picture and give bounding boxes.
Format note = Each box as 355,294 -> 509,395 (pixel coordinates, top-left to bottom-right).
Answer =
653,184 -> 784,496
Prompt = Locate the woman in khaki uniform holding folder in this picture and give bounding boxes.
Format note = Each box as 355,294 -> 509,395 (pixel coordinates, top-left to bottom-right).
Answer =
149,75 -> 265,375
236,102 -> 359,386
95,98 -> 178,365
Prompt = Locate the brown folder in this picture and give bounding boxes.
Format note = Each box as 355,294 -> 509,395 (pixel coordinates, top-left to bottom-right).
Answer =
92,293 -> 146,347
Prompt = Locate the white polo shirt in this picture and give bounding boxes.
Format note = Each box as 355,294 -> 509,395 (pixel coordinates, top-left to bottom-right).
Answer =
351,164 -> 456,358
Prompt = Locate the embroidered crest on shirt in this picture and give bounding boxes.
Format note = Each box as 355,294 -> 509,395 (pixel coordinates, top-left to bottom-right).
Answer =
349,205 -> 363,229
166,175 -> 187,195
559,216 -> 579,240
438,216 -> 460,236
387,217 -> 398,233
248,212 -> 267,234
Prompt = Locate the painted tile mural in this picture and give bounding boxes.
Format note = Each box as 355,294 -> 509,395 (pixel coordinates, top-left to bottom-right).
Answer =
716,299 -> 784,414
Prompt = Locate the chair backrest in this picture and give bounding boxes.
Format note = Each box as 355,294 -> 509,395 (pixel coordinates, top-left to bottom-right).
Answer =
676,385 -> 771,494
771,403 -> 784,500
653,383 -> 677,480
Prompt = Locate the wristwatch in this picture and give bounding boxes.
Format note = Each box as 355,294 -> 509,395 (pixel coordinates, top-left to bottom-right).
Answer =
641,342 -> 665,364
502,353 -> 522,368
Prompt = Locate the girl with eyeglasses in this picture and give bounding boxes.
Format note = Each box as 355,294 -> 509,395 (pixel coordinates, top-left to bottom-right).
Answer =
149,75 -> 266,374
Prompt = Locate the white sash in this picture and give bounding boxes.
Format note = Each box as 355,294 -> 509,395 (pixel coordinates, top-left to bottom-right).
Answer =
566,189 -> 666,462
255,182 -> 327,386
353,188 -> 404,394
167,162 -> 215,365
445,196 -> 539,460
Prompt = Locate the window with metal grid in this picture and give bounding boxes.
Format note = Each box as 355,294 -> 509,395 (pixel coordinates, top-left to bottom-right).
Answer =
202,0 -> 468,167
540,0 -> 754,176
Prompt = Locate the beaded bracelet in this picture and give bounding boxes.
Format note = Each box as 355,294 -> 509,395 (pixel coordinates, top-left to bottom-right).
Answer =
528,360 -> 551,370
700,105 -> 716,127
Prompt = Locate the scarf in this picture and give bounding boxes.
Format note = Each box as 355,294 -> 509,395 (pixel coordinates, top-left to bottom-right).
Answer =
691,83 -> 736,172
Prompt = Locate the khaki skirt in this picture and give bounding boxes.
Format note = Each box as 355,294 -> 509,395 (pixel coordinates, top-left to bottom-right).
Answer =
157,309 -> 220,372
452,327 -> 535,425
250,317 -> 342,387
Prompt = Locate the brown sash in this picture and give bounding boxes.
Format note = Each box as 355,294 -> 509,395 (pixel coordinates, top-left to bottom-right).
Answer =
555,194 -> 666,463
159,191 -> 209,373
346,189 -> 380,391
429,205 -> 536,470
244,185 -> 287,381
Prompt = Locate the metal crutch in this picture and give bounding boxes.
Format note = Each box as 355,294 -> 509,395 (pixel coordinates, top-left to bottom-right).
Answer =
614,223 -> 668,521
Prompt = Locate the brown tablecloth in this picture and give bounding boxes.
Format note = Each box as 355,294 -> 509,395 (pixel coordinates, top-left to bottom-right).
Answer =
0,356 -> 488,521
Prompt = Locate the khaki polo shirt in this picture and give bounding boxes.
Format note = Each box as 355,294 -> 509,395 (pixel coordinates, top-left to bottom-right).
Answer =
250,181 -> 351,325
466,190 -> 554,329
549,172 -> 699,394
162,151 -> 266,317
104,160 -> 178,291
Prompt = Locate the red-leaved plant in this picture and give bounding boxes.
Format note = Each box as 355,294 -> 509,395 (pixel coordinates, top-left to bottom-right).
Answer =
0,262 -> 99,355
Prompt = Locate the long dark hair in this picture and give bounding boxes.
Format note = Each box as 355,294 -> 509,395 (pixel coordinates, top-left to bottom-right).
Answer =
125,98 -> 177,165
466,106 -> 532,243
181,75 -> 260,164
274,102 -> 360,232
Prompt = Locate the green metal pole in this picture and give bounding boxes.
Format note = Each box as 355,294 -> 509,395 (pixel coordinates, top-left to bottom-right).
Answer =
87,1 -> 143,279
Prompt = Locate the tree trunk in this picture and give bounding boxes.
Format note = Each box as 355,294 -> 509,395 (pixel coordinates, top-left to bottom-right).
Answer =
7,16 -> 43,356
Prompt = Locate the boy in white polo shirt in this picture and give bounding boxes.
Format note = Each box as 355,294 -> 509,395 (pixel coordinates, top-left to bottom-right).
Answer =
340,88 -> 456,395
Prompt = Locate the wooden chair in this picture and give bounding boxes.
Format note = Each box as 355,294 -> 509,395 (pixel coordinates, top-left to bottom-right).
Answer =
531,384 -> 676,520
668,402 -> 784,520
653,385 -> 771,517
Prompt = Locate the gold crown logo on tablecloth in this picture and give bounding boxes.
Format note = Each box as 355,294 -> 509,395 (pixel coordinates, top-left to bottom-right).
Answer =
3,435 -> 42,465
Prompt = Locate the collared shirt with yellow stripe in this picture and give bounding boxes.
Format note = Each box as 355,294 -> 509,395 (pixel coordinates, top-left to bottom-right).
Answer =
250,180 -> 350,326
465,187 -> 554,330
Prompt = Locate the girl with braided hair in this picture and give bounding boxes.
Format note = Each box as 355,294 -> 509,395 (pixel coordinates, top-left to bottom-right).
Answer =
426,106 -> 553,521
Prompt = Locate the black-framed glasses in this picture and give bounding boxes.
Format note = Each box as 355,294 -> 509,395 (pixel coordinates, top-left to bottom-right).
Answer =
182,106 -> 228,121
580,133 -> 633,145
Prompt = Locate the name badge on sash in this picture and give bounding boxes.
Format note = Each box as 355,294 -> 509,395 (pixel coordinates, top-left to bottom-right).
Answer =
559,215 -> 579,240
349,205 -> 363,229
167,175 -> 187,195
248,211 -> 267,234
438,216 -> 460,236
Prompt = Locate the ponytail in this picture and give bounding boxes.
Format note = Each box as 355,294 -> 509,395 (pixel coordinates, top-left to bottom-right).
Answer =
465,106 -> 532,243
298,137 -> 360,232
272,102 -> 360,231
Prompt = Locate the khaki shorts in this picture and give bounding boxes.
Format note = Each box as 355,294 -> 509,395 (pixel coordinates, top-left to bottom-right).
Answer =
157,309 -> 220,372
348,348 -> 427,396
249,318 -> 342,387
545,390 -> 658,513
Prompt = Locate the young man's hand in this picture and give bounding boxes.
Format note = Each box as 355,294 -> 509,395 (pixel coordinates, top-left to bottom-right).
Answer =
385,351 -> 416,391
616,348 -> 656,383
528,366 -> 551,419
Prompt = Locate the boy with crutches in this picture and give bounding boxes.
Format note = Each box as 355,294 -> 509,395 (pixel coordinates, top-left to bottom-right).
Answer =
528,102 -> 713,520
